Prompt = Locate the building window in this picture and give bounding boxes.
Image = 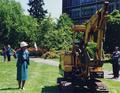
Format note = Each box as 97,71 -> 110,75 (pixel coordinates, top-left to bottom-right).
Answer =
63,0 -> 72,8
71,8 -> 81,19
62,0 -> 120,23
72,0 -> 80,7
117,2 -> 120,9
81,5 -> 96,17
97,4 -> 103,10
109,3 -> 115,12
81,0 -> 96,4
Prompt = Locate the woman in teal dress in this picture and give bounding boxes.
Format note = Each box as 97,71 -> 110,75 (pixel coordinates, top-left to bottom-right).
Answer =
16,41 -> 29,89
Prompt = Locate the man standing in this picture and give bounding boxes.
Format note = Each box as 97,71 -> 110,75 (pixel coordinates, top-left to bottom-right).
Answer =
111,47 -> 120,79
6,45 -> 12,62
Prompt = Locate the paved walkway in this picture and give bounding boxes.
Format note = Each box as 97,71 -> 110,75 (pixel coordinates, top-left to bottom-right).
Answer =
30,58 -> 120,81
30,58 -> 59,66
104,71 -> 120,81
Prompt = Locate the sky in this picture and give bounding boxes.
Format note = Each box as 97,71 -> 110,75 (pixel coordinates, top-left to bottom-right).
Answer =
15,0 -> 62,19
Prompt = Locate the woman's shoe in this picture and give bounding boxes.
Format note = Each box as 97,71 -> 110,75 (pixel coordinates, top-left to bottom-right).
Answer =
21,87 -> 25,90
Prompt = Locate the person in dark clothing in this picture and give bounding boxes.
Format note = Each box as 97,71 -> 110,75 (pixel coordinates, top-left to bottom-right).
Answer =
111,47 -> 120,79
2,45 -> 7,62
6,45 -> 12,62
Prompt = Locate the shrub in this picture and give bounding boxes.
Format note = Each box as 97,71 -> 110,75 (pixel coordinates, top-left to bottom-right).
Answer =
104,54 -> 112,63
86,42 -> 97,59
28,48 -> 47,57
42,48 -> 59,59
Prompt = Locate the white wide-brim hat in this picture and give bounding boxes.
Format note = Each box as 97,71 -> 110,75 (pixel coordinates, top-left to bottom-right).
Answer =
20,41 -> 28,47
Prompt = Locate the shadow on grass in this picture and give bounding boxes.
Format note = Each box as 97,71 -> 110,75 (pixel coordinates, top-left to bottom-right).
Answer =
0,87 -> 18,91
42,86 -> 59,93
41,86 -> 93,93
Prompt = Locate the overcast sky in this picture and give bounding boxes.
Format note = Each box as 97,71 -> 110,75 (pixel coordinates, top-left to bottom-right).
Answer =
15,0 -> 62,18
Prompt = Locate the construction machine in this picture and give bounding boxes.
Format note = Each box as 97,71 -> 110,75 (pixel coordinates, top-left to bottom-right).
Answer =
57,1 -> 109,93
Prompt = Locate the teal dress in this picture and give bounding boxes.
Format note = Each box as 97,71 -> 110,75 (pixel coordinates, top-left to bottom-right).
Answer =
16,49 -> 29,80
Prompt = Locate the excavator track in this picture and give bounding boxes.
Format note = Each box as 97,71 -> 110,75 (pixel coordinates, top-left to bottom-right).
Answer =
57,78 -> 109,93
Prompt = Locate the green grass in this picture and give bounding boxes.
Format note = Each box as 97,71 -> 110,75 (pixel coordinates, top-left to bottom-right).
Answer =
0,56 -> 60,93
102,63 -> 120,93
0,56 -> 120,93
103,63 -> 112,71
103,79 -> 120,93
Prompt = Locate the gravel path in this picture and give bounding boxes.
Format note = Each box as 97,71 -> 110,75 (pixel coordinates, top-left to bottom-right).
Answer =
30,58 -> 120,81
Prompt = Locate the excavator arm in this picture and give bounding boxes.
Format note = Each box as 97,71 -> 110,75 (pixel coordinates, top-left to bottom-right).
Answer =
84,1 -> 109,61
72,1 -> 109,78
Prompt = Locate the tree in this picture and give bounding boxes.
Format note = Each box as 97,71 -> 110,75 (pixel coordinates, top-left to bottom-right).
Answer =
36,16 -> 56,49
0,0 -> 22,46
57,13 -> 73,29
28,0 -> 47,21
36,14 -> 74,51
56,13 -> 74,50
104,10 -> 120,53
0,0 -> 38,48
8,15 -> 38,47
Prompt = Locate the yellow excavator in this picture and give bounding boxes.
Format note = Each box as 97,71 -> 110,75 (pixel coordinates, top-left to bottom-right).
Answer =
57,1 -> 109,93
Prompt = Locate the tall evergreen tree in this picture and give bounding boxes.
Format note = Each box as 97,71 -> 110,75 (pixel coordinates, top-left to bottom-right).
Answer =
28,0 -> 47,20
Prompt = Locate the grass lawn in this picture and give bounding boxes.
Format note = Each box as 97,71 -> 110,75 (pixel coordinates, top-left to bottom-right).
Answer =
103,63 -> 120,93
103,63 -> 112,72
0,56 -> 120,93
0,56 -> 60,93
102,79 -> 120,93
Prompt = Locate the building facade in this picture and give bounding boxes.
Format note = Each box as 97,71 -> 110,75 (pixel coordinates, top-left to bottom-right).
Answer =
62,0 -> 120,23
